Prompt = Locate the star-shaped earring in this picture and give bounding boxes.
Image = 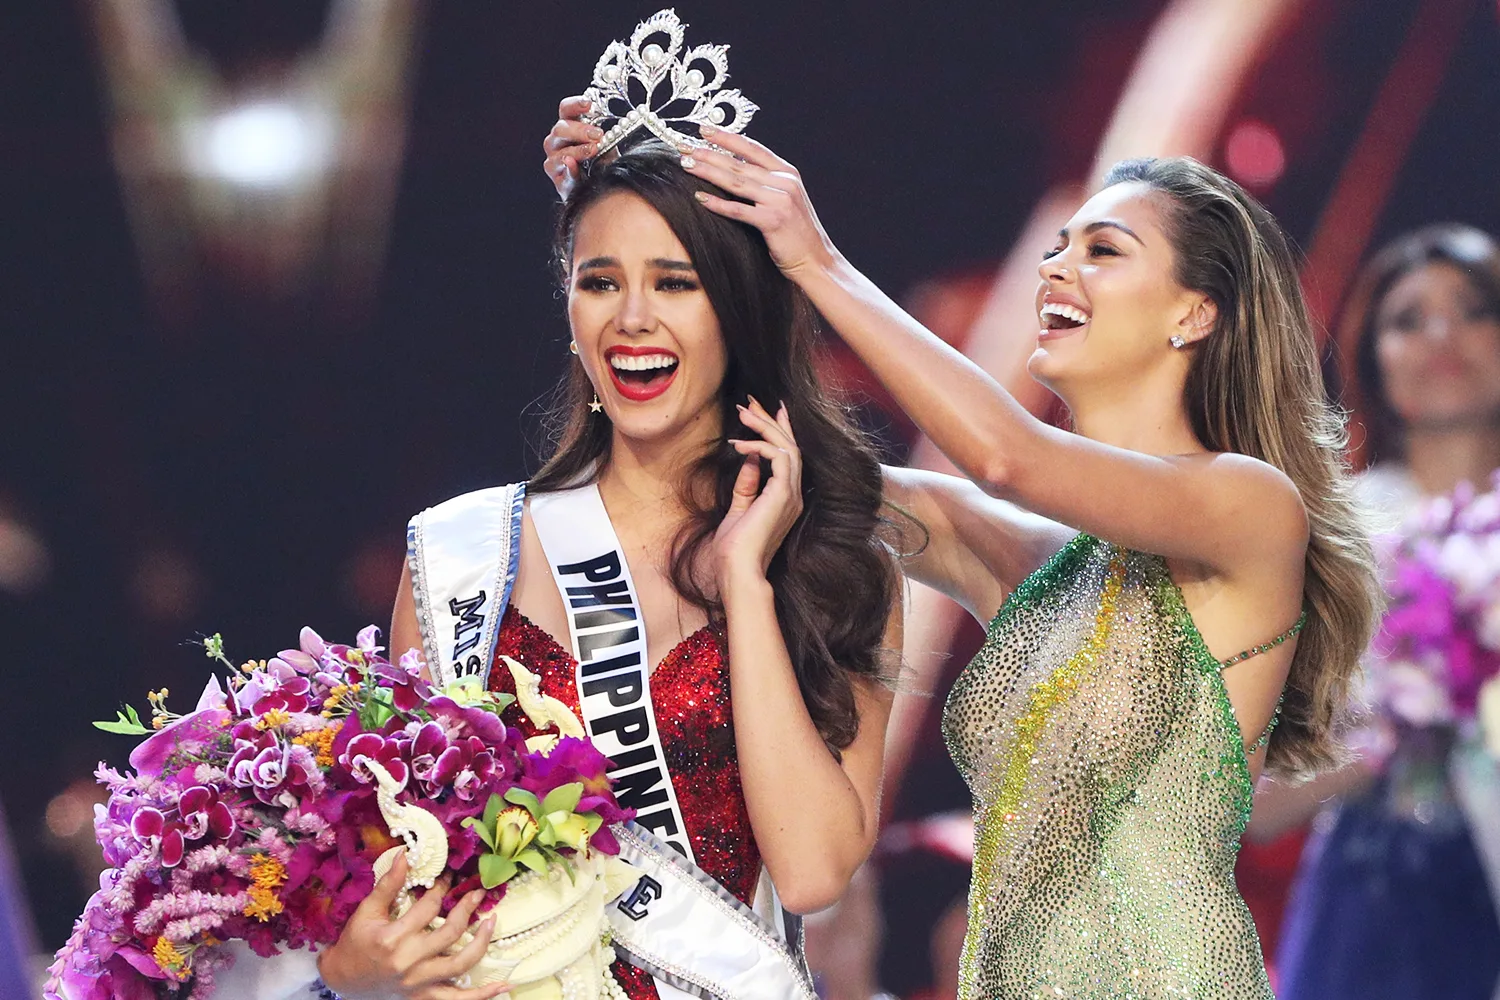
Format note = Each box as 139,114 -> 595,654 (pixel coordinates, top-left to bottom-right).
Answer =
588,394 -> 603,413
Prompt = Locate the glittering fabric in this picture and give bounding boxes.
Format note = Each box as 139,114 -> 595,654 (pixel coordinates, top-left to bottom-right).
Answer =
943,534 -> 1274,1000
490,604 -> 762,1000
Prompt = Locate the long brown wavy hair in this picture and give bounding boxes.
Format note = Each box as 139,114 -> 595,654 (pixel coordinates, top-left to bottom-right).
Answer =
1342,224 -> 1500,465
531,139 -> 899,751
1103,157 -> 1383,777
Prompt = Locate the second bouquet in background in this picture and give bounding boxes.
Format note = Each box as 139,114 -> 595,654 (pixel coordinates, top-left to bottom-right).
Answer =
45,627 -> 639,1000
1371,471 -> 1500,746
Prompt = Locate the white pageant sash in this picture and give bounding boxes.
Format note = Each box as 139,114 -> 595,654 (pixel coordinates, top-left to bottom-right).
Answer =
407,484 -> 525,688
410,483 -> 809,998
610,823 -> 817,1000
530,485 -> 695,862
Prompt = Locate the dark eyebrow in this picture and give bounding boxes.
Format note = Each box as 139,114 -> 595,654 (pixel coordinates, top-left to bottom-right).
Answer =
574,256 -> 698,272
1068,220 -> 1146,245
1056,220 -> 1145,245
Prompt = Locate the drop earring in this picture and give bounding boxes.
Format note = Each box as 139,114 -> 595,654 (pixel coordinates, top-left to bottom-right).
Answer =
588,394 -> 603,413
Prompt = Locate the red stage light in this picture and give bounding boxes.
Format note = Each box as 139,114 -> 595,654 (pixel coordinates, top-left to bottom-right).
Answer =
1225,120 -> 1287,188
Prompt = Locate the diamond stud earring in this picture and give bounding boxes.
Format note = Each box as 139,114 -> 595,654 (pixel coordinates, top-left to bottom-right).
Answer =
1169,334 -> 1187,349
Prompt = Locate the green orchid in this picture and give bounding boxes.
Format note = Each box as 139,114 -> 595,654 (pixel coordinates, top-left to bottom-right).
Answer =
439,676 -> 516,715
463,783 -> 606,889
463,793 -> 547,888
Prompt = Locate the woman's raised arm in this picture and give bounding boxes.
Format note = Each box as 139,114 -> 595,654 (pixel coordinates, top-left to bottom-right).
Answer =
682,128 -> 1308,581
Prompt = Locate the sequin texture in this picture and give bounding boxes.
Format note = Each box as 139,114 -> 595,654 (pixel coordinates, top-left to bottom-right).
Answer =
943,534 -> 1274,999
490,606 -> 762,1000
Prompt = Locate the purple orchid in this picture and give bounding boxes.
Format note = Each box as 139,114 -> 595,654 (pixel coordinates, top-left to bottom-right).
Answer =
425,695 -> 510,745
339,732 -> 409,789
239,658 -> 313,715
430,735 -> 499,801
372,658 -> 433,714
402,721 -> 450,789
131,807 -> 185,867
178,785 -> 235,842
229,739 -> 322,805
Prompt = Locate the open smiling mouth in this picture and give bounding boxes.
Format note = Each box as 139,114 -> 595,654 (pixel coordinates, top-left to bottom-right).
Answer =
1039,302 -> 1089,338
607,350 -> 680,402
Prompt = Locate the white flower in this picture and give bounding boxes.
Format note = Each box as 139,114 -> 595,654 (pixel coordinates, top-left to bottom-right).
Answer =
1457,492 -> 1500,534
1436,533 -> 1500,605
1373,657 -> 1454,727
1480,676 -> 1500,759
1478,601 -> 1500,652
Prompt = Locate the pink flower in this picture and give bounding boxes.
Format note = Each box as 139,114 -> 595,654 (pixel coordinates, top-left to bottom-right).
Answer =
229,741 -> 322,805
429,735 -> 499,801
130,807 -> 185,867
127,707 -> 231,778
424,696 -> 510,745
178,786 -> 235,842
372,656 -> 433,714
402,722 -> 450,789
339,733 -> 409,789
239,658 -> 312,715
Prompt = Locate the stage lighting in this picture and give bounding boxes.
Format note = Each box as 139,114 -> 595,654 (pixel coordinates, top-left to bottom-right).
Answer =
195,100 -> 330,189
1225,120 -> 1286,188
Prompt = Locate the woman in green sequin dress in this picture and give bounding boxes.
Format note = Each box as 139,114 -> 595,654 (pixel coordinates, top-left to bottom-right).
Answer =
667,138 -> 1383,998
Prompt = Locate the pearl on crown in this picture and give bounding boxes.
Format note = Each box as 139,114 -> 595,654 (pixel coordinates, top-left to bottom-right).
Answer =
580,9 -> 758,157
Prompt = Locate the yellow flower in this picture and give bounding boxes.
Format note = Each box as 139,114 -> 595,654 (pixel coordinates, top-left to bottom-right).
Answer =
495,806 -> 539,858
248,852 -> 287,889
292,726 -> 339,767
545,811 -> 594,852
242,853 -> 288,921
153,937 -> 188,979
254,708 -> 292,731
243,885 -> 284,922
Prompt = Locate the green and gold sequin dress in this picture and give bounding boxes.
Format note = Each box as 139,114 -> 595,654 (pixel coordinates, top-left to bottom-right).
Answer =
942,533 -> 1276,999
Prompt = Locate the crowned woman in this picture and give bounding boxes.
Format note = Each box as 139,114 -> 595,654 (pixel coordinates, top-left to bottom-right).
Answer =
307,12 -> 905,1000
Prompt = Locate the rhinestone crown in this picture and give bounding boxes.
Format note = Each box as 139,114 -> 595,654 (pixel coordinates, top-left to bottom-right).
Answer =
580,9 -> 758,156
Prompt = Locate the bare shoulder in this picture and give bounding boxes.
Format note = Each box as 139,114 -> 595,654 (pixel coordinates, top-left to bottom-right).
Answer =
1198,452 -> 1309,555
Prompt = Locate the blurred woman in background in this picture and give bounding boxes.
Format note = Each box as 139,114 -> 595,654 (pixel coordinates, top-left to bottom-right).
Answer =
1260,223 -> 1500,1000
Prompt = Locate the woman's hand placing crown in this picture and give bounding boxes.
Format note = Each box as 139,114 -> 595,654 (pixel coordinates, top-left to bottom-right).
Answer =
679,126 -> 841,281
541,103 -> 841,280
542,95 -> 602,202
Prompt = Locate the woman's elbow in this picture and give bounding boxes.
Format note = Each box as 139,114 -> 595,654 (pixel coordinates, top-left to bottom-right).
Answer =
975,453 -> 1016,500
767,852 -> 867,915
773,871 -> 850,916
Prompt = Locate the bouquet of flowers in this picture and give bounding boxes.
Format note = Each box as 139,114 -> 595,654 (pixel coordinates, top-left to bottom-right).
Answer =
45,626 -> 639,1000
1369,473 -> 1500,754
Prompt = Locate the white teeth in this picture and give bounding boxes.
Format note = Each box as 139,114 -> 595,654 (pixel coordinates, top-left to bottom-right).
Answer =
608,353 -> 678,371
1040,302 -> 1090,325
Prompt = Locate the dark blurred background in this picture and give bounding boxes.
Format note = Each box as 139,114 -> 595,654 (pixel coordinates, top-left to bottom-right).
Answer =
5,0 -> 1500,994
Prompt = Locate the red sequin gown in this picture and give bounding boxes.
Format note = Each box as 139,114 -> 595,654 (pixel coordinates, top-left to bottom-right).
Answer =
488,605 -> 762,1000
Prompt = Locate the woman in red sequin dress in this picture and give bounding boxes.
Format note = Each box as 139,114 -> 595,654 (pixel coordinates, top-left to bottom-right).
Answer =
314,137 -> 904,1000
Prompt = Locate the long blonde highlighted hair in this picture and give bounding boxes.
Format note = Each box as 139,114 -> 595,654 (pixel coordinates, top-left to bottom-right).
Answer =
1104,157 -> 1383,777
